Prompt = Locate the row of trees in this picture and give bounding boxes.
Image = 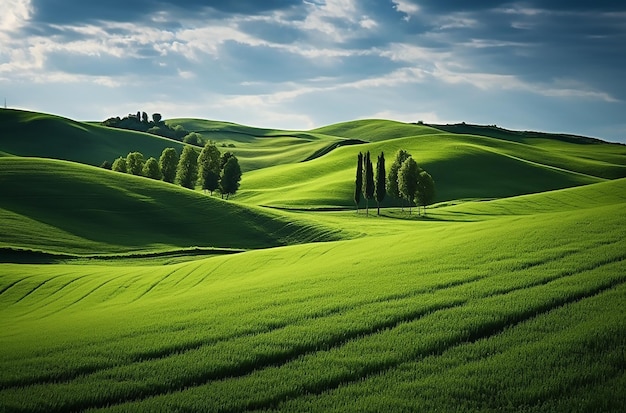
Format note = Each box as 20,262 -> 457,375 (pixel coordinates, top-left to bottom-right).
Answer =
354,150 -> 435,215
102,112 -> 209,146
107,143 -> 242,198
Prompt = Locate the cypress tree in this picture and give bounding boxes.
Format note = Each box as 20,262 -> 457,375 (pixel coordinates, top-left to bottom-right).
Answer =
354,152 -> 363,212
375,152 -> 386,215
363,151 -> 375,216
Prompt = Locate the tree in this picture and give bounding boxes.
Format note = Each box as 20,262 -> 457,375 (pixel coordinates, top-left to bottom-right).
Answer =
176,146 -> 199,189
354,152 -> 363,212
159,147 -> 178,183
152,113 -> 162,124
375,152 -> 386,215
415,170 -> 435,216
142,157 -> 162,180
142,112 -> 149,123
136,111 -> 141,120
183,132 -> 203,146
220,156 -> 242,199
220,152 -> 234,170
126,151 -> 144,176
111,157 -> 127,173
198,142 -> 221,195
398,156 -> 420,214
387,149 -> 411,209
100,160 -> 112,170
362,151 -> 374,216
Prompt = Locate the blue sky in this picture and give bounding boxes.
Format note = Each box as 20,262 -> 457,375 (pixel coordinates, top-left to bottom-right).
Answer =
1,0 -> 625,142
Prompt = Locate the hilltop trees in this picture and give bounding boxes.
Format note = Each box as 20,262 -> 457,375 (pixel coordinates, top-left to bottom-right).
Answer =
375,152 -> 386,215
354,152 -> 363,212
198,143 -> 221,195
159,148 -> 179,183
176,146 -> 199,189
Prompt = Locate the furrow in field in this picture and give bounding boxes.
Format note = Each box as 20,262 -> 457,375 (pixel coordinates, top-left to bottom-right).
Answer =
0,267 -> 483,389
0,278 -> 23,298
9,253 -> 623,413
130,269 -> 180,302
8,272 -> 72,306
185,267 -> 626,413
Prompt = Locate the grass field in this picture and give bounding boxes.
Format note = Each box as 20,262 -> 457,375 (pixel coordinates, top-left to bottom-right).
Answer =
1,110 -> 625,412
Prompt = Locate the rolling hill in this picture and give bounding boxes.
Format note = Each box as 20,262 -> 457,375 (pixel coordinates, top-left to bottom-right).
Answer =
0,157 -> 346,257
1,109 -> 625,412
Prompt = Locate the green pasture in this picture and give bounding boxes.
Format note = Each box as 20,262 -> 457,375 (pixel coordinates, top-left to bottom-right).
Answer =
0,181 -> 624,412
1,110 -> 625,412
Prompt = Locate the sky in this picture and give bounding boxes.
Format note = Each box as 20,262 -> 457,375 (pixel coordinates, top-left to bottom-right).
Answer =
1,0 -> 625,142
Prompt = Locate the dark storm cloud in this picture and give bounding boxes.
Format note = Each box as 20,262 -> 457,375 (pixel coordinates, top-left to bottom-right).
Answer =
29,0 -> 302,24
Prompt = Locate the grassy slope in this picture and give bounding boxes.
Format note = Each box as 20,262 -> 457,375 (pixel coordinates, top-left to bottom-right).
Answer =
236,132 -> 615,208
0,157 -> 345,255
0,180 -> 624,412
0,109 -> 186,166
167,118 -> 350,171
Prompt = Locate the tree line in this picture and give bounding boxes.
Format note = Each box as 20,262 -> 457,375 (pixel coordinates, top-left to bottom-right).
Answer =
102,112 -> 219,147
354,149 -> 435,215
103,143 -> 242,199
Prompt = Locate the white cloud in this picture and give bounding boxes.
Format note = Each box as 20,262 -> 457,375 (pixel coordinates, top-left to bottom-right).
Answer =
392,0 -> 420,21
0,0 -> 32,34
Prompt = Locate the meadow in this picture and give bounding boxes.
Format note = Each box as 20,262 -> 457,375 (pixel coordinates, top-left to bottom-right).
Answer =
1,108 -> 625,412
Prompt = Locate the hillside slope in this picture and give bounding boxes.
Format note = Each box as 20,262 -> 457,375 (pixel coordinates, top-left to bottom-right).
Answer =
1,180 -> 624,412
236,131 -> 617,208
0,109 -> 186,167
0,157 -> 346,256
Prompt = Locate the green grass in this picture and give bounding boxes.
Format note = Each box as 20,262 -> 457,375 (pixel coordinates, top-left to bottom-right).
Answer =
0,109 -> 186,167
236,132 -> 619,208
1,110 -> 626,412
167,118 -> 358,172
0,157 -> 345,255
0,182 -> 624,412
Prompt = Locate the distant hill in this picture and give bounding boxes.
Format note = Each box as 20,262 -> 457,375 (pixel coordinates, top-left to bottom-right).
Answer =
0,109 -> 185,167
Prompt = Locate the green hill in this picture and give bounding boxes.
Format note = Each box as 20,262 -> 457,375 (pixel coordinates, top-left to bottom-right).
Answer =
0,157 -> 345,256
0,109 -> 186,167
236,129 -> 625,208
0,180 -> 624,412
167,118 -> 358,171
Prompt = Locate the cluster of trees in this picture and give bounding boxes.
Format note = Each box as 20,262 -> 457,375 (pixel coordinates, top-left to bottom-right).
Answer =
354,149 -> 435,215
102,112 -> 208,146
105,143 -> 242,198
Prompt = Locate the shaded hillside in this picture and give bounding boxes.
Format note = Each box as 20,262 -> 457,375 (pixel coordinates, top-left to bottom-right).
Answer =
0,109 -> 185,167
0,157 -> 346,255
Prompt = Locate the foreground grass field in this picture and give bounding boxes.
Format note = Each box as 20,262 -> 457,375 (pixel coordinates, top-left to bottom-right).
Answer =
1,110 -> 625,412
1,179 -> 625,412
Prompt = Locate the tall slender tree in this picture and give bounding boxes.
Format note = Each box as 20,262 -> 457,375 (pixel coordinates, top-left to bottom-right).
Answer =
198,142 -> 221,195
159,147 -> 178,183
398,156 -> 419,214
176,146 -> 199,189
415,170 -> 435,216
387,149 -> 411,210
220,156 -> 242,199
354,152 -> 363,212
363,151 -> 375,216
375,152 -> 386,215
